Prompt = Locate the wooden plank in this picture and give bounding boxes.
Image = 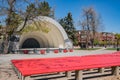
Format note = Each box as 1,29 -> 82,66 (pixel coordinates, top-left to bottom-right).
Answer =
104,68 -> 112,71
59,72 -> 64,75
83,69 -> 98,74
90,69 -> 94,71
83,71 -> 111,78
32,73 -> 65,79
25,76 -> 33,80
84,75 -> 118,80
31,72 -> 58,77
48,76 -> 75,80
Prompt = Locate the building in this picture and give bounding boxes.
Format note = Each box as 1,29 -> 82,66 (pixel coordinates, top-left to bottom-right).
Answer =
76,30 -> 116,47
100,32 -> 115,42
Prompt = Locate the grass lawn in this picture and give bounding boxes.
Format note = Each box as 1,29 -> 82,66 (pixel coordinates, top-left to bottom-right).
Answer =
105,48 -> 117,50
74,48 -> 101,50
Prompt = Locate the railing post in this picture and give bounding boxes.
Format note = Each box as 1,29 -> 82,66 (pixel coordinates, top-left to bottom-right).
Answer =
66,71 -> 71,77
113,66 -> 119,76
99,68 -> 104,73
75,70 -> 82,80
21,75 -> 25,80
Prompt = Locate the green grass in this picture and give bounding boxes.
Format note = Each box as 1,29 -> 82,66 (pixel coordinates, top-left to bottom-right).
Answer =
74,48 -> 101,50
105,48 -> 117,50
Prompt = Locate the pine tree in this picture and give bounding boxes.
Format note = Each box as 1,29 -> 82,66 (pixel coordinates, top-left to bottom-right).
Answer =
59,12 -> 76,45
37,1 -> 53,17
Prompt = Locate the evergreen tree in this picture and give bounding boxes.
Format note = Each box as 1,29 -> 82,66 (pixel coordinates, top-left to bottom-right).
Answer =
37,1 -> 54,17
18,1 -> 54,31
26,3 -> 37,19
59,12 -> 76,45
25,1 -> 54,18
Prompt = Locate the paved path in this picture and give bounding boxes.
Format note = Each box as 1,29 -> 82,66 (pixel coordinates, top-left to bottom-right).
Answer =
0,49 -> 118,80
0,49 -> 116,63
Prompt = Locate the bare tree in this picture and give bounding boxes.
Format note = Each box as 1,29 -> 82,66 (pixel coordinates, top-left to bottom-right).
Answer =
79,7 -> 103,49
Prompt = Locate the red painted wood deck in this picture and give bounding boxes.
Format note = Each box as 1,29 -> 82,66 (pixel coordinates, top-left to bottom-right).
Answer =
11,51 -> 120,76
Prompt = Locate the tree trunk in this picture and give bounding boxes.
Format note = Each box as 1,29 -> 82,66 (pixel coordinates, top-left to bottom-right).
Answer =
86,31 -> 89,49
91,39 -> 94,48
117,39 -> 118,48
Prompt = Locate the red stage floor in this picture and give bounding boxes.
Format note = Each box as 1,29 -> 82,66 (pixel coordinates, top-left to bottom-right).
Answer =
11,51 -> 120,76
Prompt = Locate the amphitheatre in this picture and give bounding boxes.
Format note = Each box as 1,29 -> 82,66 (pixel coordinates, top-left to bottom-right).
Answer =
17,16 -> 72,49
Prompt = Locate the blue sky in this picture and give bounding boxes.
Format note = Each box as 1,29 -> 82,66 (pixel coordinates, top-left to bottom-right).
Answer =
46,0 -> 120,33
0,0 -> 120,33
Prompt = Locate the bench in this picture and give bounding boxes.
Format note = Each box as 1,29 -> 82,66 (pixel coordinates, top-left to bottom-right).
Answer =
11,53 -> 120,80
